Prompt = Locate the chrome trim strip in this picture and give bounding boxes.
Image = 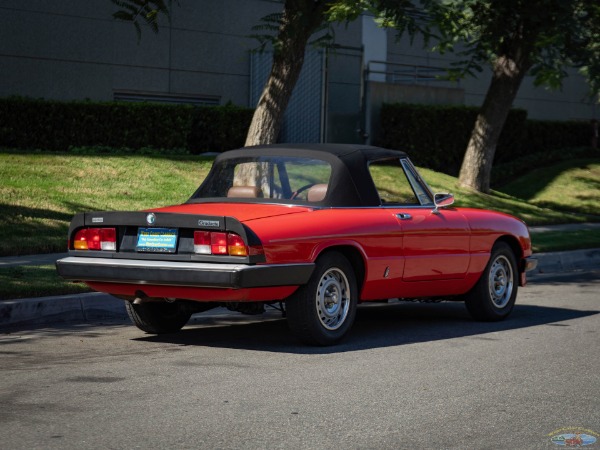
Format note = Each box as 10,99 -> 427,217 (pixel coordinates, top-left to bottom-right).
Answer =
57,257 -> 247,272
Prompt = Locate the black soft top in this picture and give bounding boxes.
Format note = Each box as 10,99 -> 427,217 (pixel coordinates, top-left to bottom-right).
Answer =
191,144 -> 408,207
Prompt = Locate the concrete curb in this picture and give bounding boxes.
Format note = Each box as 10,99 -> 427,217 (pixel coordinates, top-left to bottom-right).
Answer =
1,248 -> 598,329
0,292 -> 126,329
531,247 -> 600,275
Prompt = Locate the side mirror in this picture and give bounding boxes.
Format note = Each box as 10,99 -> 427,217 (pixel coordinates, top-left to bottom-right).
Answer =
432,193 -> 454,214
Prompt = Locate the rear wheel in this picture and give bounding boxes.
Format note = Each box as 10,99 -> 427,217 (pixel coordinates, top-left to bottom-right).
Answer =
465,242 -> 518,321
286,251 -> 358,345
125,301 -> 192,334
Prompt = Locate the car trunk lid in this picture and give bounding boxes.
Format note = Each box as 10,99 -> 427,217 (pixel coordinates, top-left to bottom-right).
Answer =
147,202 -> 313,223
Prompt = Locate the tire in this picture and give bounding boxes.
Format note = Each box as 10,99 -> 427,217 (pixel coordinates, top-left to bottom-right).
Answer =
465,242 -> 518,321
125,301 -> 192,334
286,251 -> 358,345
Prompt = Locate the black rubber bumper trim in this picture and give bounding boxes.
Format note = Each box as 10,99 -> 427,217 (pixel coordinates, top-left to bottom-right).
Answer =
56,257 -> 314,289
522,256 -> 538,272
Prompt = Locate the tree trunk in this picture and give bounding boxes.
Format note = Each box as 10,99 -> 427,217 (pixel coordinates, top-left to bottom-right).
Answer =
244,0 -> 327,147
244,51 -> 307,147
458,55 -> 531,193
237,1 -> 328,189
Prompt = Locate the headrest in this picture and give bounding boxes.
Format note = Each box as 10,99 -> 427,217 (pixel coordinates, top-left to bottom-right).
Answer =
227,186 -> 263,198
307,184 -> 328,202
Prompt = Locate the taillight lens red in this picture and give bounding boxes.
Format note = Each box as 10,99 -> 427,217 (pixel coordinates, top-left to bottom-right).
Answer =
193,231 -> 248,257
211,232 -> 228,255
193,231 -> 211,254
73,228 -> 116,251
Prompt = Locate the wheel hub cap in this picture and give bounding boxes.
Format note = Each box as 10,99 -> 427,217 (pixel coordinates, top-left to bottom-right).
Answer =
316,268 -> 350,331
488,255 -> 514,308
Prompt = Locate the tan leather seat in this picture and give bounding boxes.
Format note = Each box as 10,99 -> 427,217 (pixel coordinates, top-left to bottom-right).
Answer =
227,186 -> 263,198
307,184 -> 328,202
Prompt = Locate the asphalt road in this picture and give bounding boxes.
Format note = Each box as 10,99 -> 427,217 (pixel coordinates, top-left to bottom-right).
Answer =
1,271 -> 599,450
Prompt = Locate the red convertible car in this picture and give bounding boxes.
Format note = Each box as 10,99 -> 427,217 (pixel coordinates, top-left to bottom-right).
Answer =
56,144 -> 537,345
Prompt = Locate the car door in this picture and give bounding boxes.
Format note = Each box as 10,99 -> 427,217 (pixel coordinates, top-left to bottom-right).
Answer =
368,157 -> 471,282
395,207 -> 470,281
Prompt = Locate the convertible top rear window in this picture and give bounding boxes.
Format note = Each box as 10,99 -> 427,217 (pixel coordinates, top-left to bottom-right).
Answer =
191,156 -> 332,202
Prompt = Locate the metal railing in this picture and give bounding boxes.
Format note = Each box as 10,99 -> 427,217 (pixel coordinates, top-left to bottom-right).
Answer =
366,60 -> 459,86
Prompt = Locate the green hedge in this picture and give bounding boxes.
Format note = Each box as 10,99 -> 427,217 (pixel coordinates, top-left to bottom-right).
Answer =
189,105 -> 254,153
0,97 -> 253,153
379,103 -> 527,175
379,103 -> 592,176
524,120 -> 590,151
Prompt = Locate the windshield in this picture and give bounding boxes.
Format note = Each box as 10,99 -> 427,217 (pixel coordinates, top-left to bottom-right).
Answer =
191,156 -> 332,203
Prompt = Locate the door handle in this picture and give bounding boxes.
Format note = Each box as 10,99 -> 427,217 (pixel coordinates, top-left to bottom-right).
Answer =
396,213 -> 412,220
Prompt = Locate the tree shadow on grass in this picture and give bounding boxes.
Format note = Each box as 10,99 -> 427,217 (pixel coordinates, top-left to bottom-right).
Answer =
497,159 -> 599,205
0,202 -> 95,255
0,201 -> 102,223
0,204 -> 74,223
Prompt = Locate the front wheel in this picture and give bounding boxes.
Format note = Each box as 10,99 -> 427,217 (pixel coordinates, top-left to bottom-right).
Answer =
125,301 -> 192,334
465,242 -> 518,321
286,252 -> 358,345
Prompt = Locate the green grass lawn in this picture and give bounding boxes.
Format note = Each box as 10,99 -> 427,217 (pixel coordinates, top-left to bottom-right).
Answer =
418,161 -> 600,225
499,159 -> 600,217
530,229 -> 600,253
0,265 -> 90,300
1,151 -> 599,258
0,151 -> 213,256
1,150 -> 599,301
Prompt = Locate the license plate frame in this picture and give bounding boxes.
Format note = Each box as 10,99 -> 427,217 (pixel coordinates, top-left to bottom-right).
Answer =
136,228 -> 178,253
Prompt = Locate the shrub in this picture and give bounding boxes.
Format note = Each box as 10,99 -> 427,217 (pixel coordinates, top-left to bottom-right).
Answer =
0,97 -> 253,153
188,104 -> 254,153
379,103 -> 527,175
524,120 -> 590,151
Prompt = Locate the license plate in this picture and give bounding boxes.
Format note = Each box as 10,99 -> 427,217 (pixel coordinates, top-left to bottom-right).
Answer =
136,228 -> 178,253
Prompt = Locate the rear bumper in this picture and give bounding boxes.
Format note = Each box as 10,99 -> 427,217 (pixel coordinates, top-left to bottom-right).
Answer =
56,257 -> 314,289
519,256 -> 538,287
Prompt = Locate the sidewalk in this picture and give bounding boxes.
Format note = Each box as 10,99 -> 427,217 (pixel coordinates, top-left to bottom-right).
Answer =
0,223 -> 599,328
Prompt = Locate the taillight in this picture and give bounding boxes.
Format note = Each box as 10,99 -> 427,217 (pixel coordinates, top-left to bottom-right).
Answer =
73,228 -> 116,251
99,228 -> 116,251
211,232 -> 228,255
193,231 -> 211,254
193,231 -> 248,257
74,229 -> 89,250
227,233 -> 247,256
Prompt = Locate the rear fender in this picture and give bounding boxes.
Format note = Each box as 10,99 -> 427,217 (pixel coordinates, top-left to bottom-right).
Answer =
310,241 -> 368,296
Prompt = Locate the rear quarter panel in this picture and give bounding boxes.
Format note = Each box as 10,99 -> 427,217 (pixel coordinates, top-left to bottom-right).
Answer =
247,208 -> 403,262
246,208 -> 407,299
